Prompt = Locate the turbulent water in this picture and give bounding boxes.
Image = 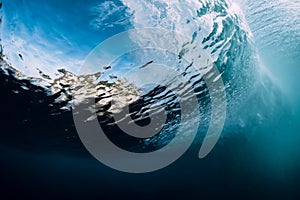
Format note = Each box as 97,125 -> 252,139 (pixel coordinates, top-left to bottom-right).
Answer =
2,0 -> 300,198
237,0 -> 300,105
0,0 -> 290,152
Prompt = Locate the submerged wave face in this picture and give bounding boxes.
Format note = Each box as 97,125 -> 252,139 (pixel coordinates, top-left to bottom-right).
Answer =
238,0 -> 300,57
0,0 -> 289,155
236,0 -> 300,104
1,0 -> 300,197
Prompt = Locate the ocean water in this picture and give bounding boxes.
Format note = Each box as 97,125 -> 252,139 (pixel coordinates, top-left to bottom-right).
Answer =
0,0 -> 300,199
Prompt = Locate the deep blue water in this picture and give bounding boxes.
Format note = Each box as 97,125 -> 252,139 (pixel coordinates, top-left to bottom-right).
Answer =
1,0 -> 300,199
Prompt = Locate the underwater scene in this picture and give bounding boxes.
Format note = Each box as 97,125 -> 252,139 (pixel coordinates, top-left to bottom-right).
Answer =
0,0 -> 300,199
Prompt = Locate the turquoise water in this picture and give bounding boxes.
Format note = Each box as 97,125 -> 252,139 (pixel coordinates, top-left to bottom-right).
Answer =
0,0 -> 300,198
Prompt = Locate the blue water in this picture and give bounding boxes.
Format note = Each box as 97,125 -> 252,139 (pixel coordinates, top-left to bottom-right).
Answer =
0,0 -> 300,199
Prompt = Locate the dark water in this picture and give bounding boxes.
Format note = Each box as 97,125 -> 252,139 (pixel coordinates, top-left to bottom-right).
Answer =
1,44 -> 300,200
1,0 -> 300,199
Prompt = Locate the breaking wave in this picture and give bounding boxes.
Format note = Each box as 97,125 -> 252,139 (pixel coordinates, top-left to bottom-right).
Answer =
0,0 -> 289,153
